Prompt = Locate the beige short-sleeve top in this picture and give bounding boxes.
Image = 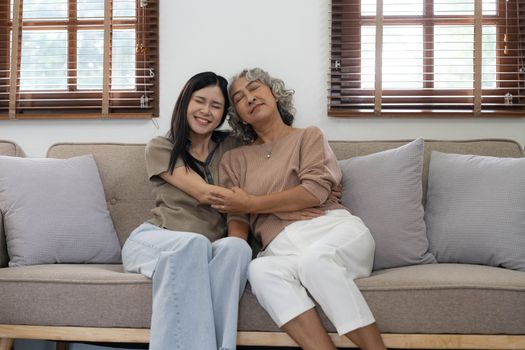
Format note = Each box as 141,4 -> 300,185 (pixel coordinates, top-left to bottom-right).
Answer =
145,132 -> 240,241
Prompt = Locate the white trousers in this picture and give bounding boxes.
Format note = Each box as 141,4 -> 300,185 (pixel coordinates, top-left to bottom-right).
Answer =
248,209 -> 376,335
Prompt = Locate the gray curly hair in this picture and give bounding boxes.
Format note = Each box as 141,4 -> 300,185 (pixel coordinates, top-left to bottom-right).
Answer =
228,68 -> 295,144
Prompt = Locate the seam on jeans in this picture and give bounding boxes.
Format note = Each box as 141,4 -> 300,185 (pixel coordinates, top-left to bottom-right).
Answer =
169,255 -> 182,349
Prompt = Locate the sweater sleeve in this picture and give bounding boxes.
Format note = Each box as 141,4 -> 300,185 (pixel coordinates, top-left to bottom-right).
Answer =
218,150 -> 250,225
298,126 -> 342,204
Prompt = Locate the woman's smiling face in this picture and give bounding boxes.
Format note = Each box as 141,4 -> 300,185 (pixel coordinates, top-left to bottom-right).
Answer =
186,85 -> 225,137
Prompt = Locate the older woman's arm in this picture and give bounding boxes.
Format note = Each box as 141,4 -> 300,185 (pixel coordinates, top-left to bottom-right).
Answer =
216,147 -> 331,217
210,185 -> 320,214
161,165 -> 321,214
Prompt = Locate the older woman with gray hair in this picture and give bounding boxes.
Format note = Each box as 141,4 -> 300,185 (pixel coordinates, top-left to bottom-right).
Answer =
215,68 -> 386,350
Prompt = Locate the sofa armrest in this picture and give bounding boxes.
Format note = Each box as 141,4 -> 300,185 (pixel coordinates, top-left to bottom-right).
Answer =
0,213 -> 6,268
0,140 -> 26,268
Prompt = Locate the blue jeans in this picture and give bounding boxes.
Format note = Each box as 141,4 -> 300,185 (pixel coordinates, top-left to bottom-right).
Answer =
121,222 -> 252,350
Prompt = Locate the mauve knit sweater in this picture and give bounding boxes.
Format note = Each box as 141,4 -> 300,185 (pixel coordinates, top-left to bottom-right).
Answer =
219,126 -> 347,248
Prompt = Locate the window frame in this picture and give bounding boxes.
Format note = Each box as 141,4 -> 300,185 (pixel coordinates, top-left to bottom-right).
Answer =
329,0 -> 524,117
0,0 -> 159,120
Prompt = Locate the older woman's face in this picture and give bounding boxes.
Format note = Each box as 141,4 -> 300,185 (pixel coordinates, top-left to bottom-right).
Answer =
230,76 -> 278,124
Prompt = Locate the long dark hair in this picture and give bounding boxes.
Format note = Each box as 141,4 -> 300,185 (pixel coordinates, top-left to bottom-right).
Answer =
167,72 -> 230,177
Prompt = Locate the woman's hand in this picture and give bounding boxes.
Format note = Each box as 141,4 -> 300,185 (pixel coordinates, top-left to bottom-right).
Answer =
328,184 -> 343,204
210,187 -> 254,214
273,207 -> 326,221
204,186 -> 234,204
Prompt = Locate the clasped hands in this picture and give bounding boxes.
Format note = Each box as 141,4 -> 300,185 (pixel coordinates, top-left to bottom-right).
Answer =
209,187 -> 253,214
209,186 -> 342,221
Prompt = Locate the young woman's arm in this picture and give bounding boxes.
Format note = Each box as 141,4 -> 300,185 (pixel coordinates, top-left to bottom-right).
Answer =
160,166 -> 323,216
146,136 -> 233,205
160,167 -> 232,205
162,166 -> 324,218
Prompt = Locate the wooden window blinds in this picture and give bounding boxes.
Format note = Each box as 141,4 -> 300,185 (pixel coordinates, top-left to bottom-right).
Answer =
0,0 -> 159,120
329,0 -> 525,117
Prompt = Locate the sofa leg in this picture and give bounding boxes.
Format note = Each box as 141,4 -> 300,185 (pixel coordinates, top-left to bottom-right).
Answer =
56,341 -> 69,350
0,338 -> 14,350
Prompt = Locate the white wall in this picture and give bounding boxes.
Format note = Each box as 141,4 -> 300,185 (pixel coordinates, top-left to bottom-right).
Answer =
7,0 -> 525,349
1,0 -> 524,158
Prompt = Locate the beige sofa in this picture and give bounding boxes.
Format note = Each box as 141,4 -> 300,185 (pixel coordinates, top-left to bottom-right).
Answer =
0,139 -> 524,350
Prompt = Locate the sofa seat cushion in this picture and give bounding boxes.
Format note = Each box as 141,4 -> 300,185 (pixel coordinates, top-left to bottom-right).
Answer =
1,264 -> 524,335
0,264 -> 152,328
239,264 -> 525,334
360,264 -> 525,334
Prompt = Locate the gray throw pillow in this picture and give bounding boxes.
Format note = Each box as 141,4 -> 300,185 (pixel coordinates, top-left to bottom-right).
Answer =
425,151 -> 525,271
0,155 -> 121,267
339,138 -> 436,270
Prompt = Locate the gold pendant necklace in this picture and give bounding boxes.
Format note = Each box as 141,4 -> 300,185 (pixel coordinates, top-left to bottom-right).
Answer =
260,125 -> 292,160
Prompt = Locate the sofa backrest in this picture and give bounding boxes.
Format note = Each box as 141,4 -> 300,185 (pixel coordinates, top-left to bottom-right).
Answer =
46,139 -> 524,246
1,139 -> 522,267
0,140 -> 26,268
329,139 -> 523,203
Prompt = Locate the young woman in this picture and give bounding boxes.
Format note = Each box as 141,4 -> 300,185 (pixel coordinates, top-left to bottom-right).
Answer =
121,72 -> 252,350
217,68 -> 387,350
